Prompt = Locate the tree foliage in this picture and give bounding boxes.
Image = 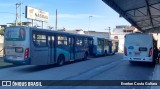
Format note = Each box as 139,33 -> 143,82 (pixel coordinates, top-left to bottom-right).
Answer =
47,26 -> 54,30
0,27 -> 4,35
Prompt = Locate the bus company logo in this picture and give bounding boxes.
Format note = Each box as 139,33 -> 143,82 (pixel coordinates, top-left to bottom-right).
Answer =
2,81 -> 11,86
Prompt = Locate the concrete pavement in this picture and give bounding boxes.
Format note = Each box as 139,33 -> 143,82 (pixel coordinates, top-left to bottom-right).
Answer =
0,53 -> 156,89
152,64 -> 160,89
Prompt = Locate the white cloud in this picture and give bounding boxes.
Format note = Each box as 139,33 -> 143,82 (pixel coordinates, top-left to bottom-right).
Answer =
50,14 -> 104,19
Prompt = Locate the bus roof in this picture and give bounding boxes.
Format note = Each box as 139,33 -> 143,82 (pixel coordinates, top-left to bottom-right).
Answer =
6,26 -> 93,38
125,33 -> 155,40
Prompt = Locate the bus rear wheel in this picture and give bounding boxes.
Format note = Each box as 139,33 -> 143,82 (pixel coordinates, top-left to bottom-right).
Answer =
57,55 -> 65,66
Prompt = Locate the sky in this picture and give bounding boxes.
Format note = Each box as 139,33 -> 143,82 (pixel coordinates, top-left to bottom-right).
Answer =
0,0 -> 130,32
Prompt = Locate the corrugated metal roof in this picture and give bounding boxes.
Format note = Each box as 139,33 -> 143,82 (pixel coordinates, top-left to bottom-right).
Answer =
102,0 -> 160,32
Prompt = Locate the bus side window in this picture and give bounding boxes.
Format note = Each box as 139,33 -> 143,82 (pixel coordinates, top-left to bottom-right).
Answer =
88,39 -> 93,45
48,36 -> 52,48
76,38 -> 83,46
52,36 -> 55,47
98,39 -> 102,46
32,33 -> 47,47
58,35 -> 67,46
48,36 -> 55,48
68,37 -> 73,46
84,38 -> 88,46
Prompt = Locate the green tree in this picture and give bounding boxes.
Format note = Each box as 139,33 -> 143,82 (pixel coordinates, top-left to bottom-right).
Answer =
0,27 -> 4,35
47,26 -> 54,30
9,20 -> 21,26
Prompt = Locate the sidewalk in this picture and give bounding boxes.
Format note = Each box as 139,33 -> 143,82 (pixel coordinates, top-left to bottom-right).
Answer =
152,64 -> 160,89
0,55 -> 11,67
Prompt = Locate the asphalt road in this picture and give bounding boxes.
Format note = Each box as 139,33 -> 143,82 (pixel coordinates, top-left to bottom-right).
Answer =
0,53 -> 155,89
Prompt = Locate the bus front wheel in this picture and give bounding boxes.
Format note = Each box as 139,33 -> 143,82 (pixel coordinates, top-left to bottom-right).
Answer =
57,55 -> 65,66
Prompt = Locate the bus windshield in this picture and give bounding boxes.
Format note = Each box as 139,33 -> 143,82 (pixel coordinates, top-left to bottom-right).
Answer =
5,27 -> 26,41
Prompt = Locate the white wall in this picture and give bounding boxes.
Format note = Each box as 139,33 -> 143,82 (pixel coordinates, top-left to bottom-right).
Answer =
0,35 -> 4,43
0,35 -> 4,55
153,33 -> 160,48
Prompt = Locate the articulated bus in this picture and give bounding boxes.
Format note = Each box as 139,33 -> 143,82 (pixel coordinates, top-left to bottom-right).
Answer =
4,26 -> 93,65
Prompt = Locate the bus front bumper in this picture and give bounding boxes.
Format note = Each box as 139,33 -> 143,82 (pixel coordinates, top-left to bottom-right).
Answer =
123,56 -> 153,62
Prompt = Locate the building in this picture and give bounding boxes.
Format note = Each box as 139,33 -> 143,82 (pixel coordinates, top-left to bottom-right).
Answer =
64,29 -> 110,39
84,31 -> 109,39
0,25 -> 6,55
7,22 -> 32,27
110,25 -> 138,52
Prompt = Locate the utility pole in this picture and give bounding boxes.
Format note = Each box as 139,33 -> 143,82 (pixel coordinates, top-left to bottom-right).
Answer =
55,9 -> 58,30
88,16 -> 93,35
20,0 -> 22,26
105,27 -> 111,39
16,3 -> 19,26
15,1 -> 22,26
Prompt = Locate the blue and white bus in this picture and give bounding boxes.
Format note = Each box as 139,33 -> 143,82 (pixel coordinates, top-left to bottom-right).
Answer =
91,37 -> 112,56
92,37 -> 105,56
4,26 -> 93,65
107,39 -> 117,55
90,36 -> 118,56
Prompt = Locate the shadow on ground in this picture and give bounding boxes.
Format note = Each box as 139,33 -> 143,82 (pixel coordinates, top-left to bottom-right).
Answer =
15,58 -> 92,73
128,61 -> 155,68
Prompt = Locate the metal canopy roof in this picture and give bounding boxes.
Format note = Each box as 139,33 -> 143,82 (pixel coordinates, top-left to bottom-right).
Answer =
102,0 -> 160,32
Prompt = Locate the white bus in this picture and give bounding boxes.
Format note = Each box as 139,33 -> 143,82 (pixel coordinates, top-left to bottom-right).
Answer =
123,33 -> 158,64
4,26 -> 93,65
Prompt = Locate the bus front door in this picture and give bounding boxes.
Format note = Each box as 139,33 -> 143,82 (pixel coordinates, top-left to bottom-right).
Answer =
48,36 -> 55,64
31,33 -> 49,65
69,37 -> 75,60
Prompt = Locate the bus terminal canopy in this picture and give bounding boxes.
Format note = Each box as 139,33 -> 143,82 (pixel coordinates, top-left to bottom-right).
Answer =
102,0 -> 160,33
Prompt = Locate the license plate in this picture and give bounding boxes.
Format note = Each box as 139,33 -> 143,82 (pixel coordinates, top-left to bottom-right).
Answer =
133,58 -> 141,60
15,47 -> 23,53
135,52 -> 140,55
139,47 -> 147,51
